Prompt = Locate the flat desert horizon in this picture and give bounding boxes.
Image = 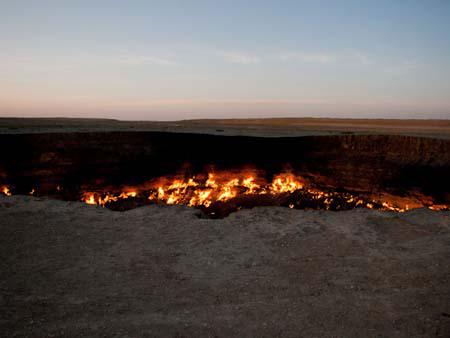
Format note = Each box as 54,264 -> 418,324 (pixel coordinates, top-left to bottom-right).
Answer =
1,116 -> 450,139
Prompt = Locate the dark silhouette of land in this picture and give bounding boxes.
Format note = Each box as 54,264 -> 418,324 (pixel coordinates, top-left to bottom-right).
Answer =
1,117 -> 450,138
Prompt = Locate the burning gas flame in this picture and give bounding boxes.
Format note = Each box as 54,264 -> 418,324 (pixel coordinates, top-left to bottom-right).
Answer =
1,171 -> 448,214
82,190 -> 137,207
1,186 -> 11,196
78,172 -> 448,213
270,173 -> 303,194
83,192 -> 97,205
242,176 -> 260,194
147,172 -> 301,207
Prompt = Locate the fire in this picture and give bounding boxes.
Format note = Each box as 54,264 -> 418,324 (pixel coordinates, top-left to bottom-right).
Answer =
83,192 -> 97,205
270,173 -> 303,193
149,172 -> 264,207
1,173 -> 448,215
119,191 -> 137,198
189,189 -> 213,208
217,178 -> 239,201
242,176 -> 260,194
148,173 -> 302,208
428,204 -> 448,211
71,171 -> 449,214
82,190 -> 138,206
166,193 -> 178,205
1,186 -> 11,196
382,201 -> 407,212
150,172 -> 299,207
205,173 -> 218,188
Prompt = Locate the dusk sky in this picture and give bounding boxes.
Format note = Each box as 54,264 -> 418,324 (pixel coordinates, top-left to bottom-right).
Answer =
1,0 -> 450,120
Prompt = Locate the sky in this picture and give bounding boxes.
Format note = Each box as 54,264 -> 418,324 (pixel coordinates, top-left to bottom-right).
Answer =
1,0 -> 450,120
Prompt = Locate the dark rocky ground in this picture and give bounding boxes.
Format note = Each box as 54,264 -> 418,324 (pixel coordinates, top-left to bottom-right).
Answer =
1,196 -> 449,337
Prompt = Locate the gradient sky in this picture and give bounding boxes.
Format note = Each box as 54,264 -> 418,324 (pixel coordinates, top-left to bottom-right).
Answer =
1,0 -> 450,120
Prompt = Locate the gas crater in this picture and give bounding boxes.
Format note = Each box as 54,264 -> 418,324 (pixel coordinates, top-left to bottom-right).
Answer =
0,131 -> 449,218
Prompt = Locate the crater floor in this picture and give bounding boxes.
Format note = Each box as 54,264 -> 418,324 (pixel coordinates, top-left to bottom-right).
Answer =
1,196 -> 449,337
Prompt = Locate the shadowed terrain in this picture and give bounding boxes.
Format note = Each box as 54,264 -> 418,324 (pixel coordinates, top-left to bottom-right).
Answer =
1,117 -> 450,138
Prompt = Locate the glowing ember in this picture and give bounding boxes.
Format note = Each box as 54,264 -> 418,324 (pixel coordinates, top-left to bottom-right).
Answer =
428,204 -> 448,211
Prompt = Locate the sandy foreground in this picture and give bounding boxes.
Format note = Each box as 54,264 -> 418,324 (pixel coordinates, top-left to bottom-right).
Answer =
1,196 -> 449,337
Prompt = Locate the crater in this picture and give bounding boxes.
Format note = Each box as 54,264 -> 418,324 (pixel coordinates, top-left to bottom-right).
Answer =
0,132 -> 449,217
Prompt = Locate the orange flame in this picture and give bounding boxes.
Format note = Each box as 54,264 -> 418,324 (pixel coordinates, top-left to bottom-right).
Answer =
1,186 -> 11,196
76,171 -> 448,213
242,176 -> 260,194
145,172 -> 303,207
82,188 -> 139,206
270,173 -> 303,193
